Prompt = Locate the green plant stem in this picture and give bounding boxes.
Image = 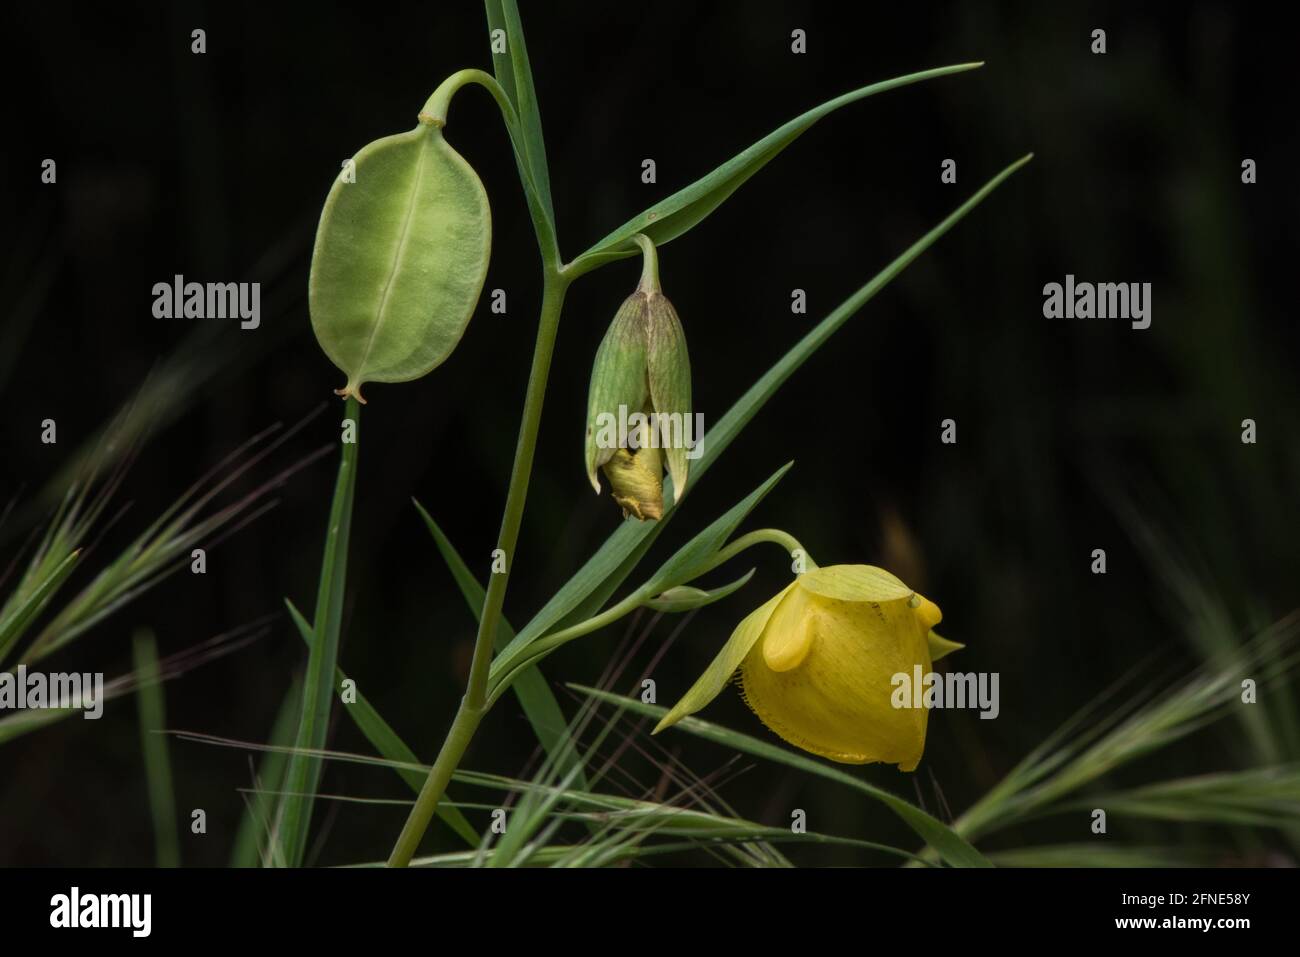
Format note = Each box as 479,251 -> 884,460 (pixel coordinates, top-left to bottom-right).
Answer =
468,272 -> 569,706
388,270 -> 570,867
695,528 -> 811,575
421,69 -> 513,128
631,233 -> 659,292
389,697 -> 484,863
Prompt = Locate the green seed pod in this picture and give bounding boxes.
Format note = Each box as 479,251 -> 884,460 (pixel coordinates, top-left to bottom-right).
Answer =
584,253 -> 692,520
308,114 -> 491,402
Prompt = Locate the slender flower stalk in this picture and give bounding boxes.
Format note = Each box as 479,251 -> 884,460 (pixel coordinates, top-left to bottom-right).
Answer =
388,271 -> 569,867
696,528 -> 813,576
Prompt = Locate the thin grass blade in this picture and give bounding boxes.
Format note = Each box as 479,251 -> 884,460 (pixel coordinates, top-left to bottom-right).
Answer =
569,685 -> 991,867
0,547 -> 80,665
133,630 -> 179,867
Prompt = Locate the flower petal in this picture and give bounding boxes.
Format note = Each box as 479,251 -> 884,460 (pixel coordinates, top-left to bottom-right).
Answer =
760,583 -> 817,672
797,564 -> 914,603
602,439 -> 664,521
645,293 -> 692,504
653,582 -> 794,733
910,593 -> 943,630
927,630 -> 963,662
740,591 -> 930,769
584,293 -> 650,492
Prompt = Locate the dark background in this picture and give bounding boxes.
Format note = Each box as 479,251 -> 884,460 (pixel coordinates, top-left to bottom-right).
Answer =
1,1 -> 1296,866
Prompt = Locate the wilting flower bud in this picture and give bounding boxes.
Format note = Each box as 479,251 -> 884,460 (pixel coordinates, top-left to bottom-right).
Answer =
655,565 -> 959,771
601,419 -> 665,520
584,263 -> 692,521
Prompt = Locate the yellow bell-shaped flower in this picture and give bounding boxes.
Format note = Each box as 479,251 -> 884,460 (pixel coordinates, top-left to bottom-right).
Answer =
654,565 -> 960,771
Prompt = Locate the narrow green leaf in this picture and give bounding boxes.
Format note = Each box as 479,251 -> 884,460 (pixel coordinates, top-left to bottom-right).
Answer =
509,156 -> 1032,657
485,0 -> 555,226
133,630 -> 179,868
645,568 -> 756,612
645,463 -> 791,593
280,400 -> 360,867
570,685 -> 992,868
679,153 -> 1034,480
572,63 -> 984,271
489,463 -> 790,681
483,1 -> 516,106
285,599 -> 479,847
